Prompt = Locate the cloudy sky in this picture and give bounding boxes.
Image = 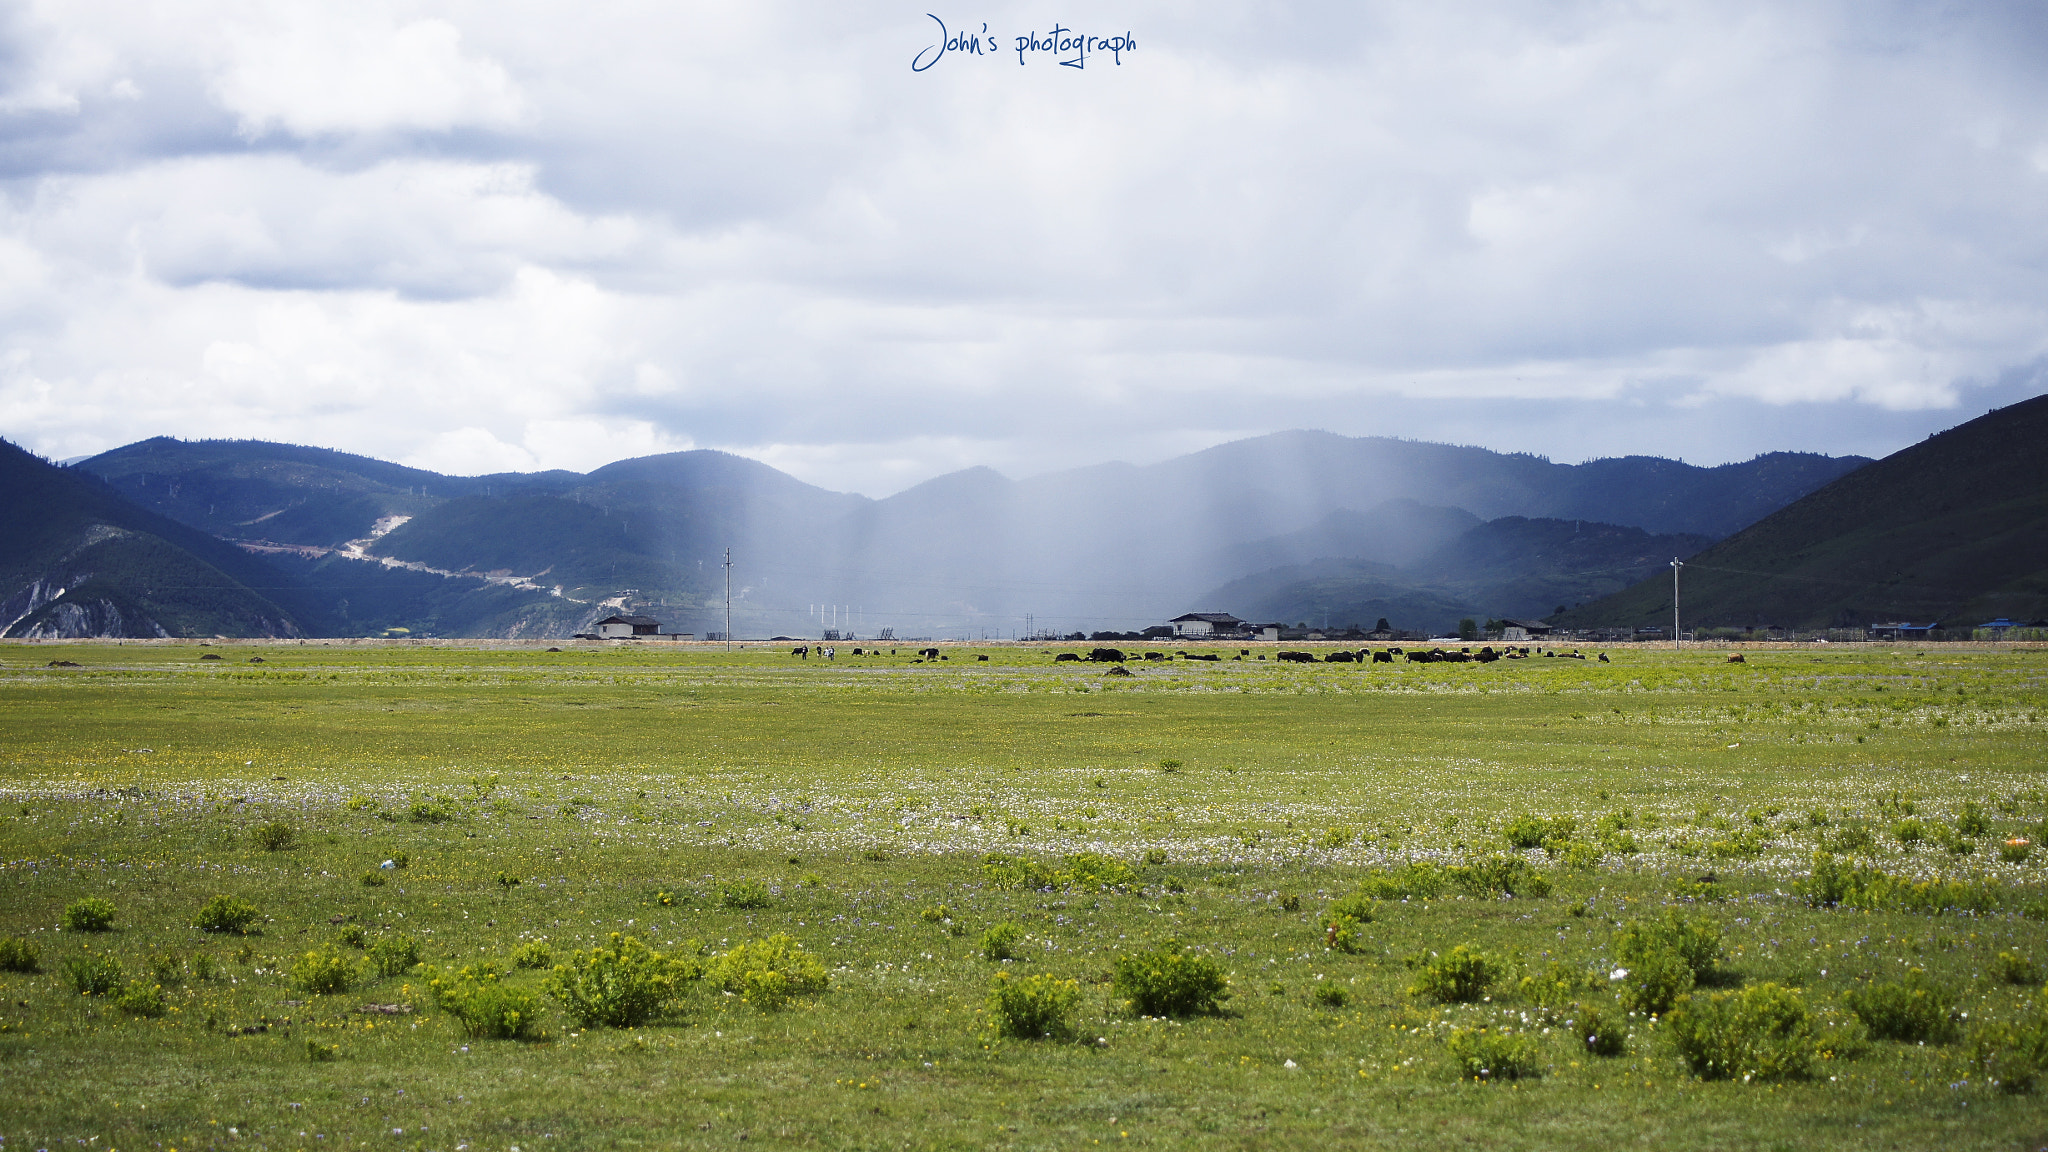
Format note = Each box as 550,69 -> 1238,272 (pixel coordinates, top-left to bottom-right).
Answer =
2,1 -> 2045,495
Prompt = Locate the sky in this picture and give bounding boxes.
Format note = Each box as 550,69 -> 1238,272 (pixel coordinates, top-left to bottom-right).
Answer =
2,1 -> 2046,497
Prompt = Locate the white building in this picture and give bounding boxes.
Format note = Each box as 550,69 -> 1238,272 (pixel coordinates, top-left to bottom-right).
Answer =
1168,612 -> 1244,638
595,614 -> 662,639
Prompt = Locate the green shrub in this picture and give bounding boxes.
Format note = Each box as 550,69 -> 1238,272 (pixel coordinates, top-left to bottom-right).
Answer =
1574,1003 -> 1628,1056
1322,891 -> 1377,953
1447,856 -> 1551,899
149,952 -> 181,984
194,895 -> 262,935
720,879 -> 774,910
1956,802 -> 1991,838
1615,947 -> 1695,1016
63,897 -> 117,933
546,934 -> 700,1027
0,936 -> 41,973
251,821 -> 297,851
1665,983 -> 1816,1081
981,922 -> 1025,962
1893,817 -> 1925,847
1517,961 -> 1592,1009
1408,945 -> 1495,1003
986,971 -> 1081,1039
1503,814 -> 1550,850
496,871 -> 521,887
338,924 -> 368,949
368,935 -> 423,977
192,954 -> 217,981
290,949 -> 357,995
306,1039 -> 339,1062
1445,1026 -> 1540,1081
1843,969 -> 1958,1043
1143,848 -> 1169,866
710,934 -> 828,1010
426,964 -> 541,1039
361,871 -> 386,887
408,797 -> 457,824
1615,910 -> 1721,980
1558,841 -> 1603,869
1313,982 -> 1350,1008
1999,838 -> 2033,864
1992,951 -> 2040,986
1670,876 -> 1727,902
1112,941 -> 1228,1017
1062,853 -> 1138,893
1350,861 -> 1448,901
115,980 -> 167,1018
982,854 -> 1060,890
510,941 -> 554,970
64,952 -> 124,996
1819,823 -> 1877,855
1970,1008 -> 2048,1093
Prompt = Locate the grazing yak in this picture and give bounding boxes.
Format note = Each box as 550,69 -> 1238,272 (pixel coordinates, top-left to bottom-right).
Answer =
791,646 -> 809,658
1054,652 -> 1082,662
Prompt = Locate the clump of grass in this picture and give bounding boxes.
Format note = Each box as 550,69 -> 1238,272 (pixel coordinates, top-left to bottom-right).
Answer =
1999,838 -> 2033,864
509,941 -> 554,970
1892,817 -> 1926,848
1970,1007 -> 2048,1093
1323,891 -> 1376,954
982,852 -> 1136,893
1612,910 -> 1721,1015
1445,1026 -> 1540,1081
63,897 -> 116,933
427,963 -> 541,1039
192,953 -> 217,981
720,879 -> 773,909
306,1040 -> 339,1062
1408,944 -> 1495,1003
64,952 -> 124,996
1819,823 -> 1877,855
980,922 -> 1025,962
496,871 -> 521,887
1665,983 -> 1817,1081
0,936 -> 41,973
1955,801 -> 1991,838
114,980 -> 167,1018
193,895 -> 262,935
710,934 -> 828,1011
337,924 -> 368,949
1142,848 -> 1169,866
368,935 -> 423,977
1447,856 -> 1552,899
1350,861 -> 1448,901
361,871 -> 387,887
1843,969 -> 1958,1043
547,934 -> 700,1027
407,797 -> 456,824
149,952 -> 182,984
986,971 -> 1081,1039
1517,960 -> 1593,1010
1112,941 -> 1229,1017
250,820 -> 297,851
1312,982 -> 1350,1008
1991,951 -> 2040,986
1573,1003 -> 1628,1056
290,948 -> 357,995
1504,814 -> 1575,850
1670,875 -> 1728,902
1158,759 -> 1182,772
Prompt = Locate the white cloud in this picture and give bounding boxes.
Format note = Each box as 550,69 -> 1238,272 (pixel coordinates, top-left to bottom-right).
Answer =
1,1 -> 2046,493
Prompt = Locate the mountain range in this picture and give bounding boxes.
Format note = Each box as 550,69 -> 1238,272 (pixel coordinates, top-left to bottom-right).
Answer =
14,431 -> 1873,639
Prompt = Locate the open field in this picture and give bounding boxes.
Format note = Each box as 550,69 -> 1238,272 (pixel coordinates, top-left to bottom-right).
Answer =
2,641 -> 2046,1151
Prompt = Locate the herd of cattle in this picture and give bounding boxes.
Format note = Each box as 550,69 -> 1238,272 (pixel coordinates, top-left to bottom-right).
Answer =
785,644 -> 1611,665
1050,646 -> 1608,664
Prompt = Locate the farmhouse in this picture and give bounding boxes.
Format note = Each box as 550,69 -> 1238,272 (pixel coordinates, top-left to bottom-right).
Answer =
595,614 -> 663,639
1498,619 -> 1554,641
1168,612 -> 1244,638
1868,621 -> 1941,640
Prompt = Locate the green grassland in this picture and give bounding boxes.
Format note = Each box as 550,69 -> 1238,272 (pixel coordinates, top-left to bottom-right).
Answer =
2,642 -> 2046,1151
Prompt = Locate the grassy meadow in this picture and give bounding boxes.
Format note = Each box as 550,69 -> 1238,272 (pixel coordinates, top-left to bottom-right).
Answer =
1,640 -> 2045,1151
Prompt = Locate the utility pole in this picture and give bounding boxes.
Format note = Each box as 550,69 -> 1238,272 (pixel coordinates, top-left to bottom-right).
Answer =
1671,558 -> 1684,650
723,547 -> 733,653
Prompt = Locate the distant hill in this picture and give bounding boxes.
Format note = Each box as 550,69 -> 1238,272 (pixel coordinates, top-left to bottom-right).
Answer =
0,438 -> 302,638
70,432 -> 1868,638
1205,516 -> 1715,634
1554,395 -> 2048,631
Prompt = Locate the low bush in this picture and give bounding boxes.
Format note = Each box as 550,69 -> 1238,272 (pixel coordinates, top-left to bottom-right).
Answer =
1408,945 -> 1495,1004
64,952 -> 124,996
1557,840 -> 1603,869
1956,801 -> 1991,838
547,934 -> 701,1027
1445,1026 -> 1541,1081
1349,861 -> 1448,901
1447,856 -> 1551,899
290,949 -> 357,995
407,797 -> 457,824
306,1040 -> 339,1062
496,871 -> 521,887
982,854 -> 1060,890
0,935 -> 41,973
1819,823 -> 1878,855
1517,961 -> 1592,1009
710,934 -> 828,1010
1992,951 -> 2040,986
251,821 -> 297,851
1323,891 -> 1377,953
2000,838 -> 2034,864
986,971 -> 1081,1039
981,852 -> 1137,893
1503,814 -> 1551,850
981,922 -> 1025,962
1614,910 -> 1722,980
1313,982 -> 1350,1008
1573,1003 -> 1628,1056
510,941 -> 554,969
1970,1008 -> 2048,1093
1615,947 -> 1695,1016
427,964 -> 541,1039
194,895 -> 262,935
115,980 -> 167,1018
149,952 -> 182,984
63,897 -> 117,933
1143,848 -> 1169,866
338,924 -> 368,949
1801,853 -> 2008,915
1893,817 -> 1926,847
368,935 -> 423,977
1112,941 -> 1230,1017
720,879 -> 774,910
1665,983 -> 1817,1081
1843,969 -> 1958,1043
361,871 -> 386,887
